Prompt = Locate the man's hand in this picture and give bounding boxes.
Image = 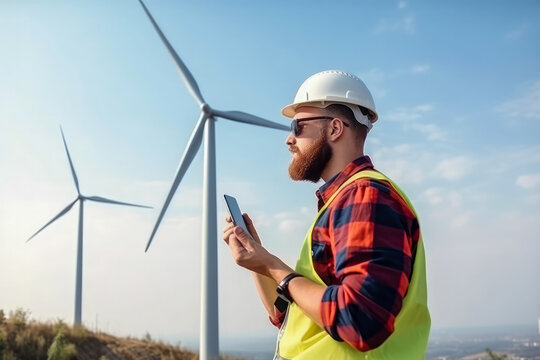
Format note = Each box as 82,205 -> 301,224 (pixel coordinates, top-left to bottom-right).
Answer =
222,213 -> 325,327
222,213 -> 277,277
223,213 -> 291,319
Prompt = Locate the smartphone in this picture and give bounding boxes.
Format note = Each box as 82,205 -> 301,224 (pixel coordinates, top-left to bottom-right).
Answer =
223,194 -> 250,234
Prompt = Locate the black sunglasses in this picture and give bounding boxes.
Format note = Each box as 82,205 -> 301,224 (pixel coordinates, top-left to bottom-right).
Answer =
290,116 -> 349,137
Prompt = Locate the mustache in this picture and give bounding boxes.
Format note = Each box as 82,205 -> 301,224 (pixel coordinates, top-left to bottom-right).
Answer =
289,146 -> 299,153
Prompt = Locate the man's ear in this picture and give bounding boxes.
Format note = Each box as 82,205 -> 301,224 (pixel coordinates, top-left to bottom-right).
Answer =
328,118 -> 344,139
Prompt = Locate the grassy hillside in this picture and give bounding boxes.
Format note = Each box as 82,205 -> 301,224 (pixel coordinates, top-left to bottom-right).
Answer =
0,309 -> 244,360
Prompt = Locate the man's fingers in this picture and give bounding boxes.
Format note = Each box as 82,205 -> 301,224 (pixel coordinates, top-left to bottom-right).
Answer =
234,226 -> 245,241
223,224 -> 251,247
228,232 -> 247,256
222,226 -> 235,244
234,226 -> 253,247
243,213 -> 261,243
222,222 -> 234,233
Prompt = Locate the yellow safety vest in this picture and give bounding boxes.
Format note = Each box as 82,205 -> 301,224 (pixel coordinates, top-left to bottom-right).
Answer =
274,170 -> 430,360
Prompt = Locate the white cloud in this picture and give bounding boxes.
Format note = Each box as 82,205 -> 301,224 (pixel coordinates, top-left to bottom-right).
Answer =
424,187 -> 443,205
371,144 -> 427,185
278,219 -> 304,232
410,123 -> 445,141
272,210 -> 311,233
385,104 -> 433,121
358,68 -> 386,84
504,23 -> 529,40
451,211 -> 473,228
426,208 -> 540,328
414,104 -> 432,112
452,116 -> 467,123
393,143 -> 413,154
398,1 -> 407,9
492,145 -> 540,174
411,65 -> 430,73
357,68 -> 388,98
421,187 -> 464,210
495,80 -> 540,119
374,15 -> 415,35
516,173 -> 540,189
434,156 -> 474,181
366,136 -> 381,145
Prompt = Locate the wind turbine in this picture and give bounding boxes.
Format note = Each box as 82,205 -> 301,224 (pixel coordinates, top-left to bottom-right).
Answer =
27,126 -> 152,326
137,1 -> 289,359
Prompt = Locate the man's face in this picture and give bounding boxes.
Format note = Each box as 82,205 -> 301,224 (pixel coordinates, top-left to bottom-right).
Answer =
286,107 -> 333,182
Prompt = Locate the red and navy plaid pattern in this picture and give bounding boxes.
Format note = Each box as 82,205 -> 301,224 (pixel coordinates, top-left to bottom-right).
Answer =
271,156 -> 420,352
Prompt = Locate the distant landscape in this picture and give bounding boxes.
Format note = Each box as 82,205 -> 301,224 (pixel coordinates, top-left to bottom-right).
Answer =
1,308 -> 539,359
217,324 -> 540,360
0,308 -> 243,360
426,324 -> 540,360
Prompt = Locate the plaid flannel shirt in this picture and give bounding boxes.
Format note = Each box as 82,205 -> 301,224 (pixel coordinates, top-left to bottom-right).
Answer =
270,156 -> 420,351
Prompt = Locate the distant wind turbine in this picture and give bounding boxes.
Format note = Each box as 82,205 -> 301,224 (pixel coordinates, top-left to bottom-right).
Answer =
27,126 -> 152,326
137,1 -> 289,359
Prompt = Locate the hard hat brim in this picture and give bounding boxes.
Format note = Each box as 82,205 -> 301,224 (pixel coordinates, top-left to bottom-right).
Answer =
281,102 -> 301,119
282,100 -> 378,122
281,100 -> 377,130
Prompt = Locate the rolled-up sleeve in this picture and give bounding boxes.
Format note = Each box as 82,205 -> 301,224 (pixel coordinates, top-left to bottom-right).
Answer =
319,181 -> 418,351
269,306 -> 287,328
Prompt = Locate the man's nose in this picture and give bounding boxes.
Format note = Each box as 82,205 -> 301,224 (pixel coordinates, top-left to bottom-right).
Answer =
285,131 -> 295,146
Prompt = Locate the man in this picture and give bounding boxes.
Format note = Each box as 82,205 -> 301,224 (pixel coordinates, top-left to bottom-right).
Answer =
222,70 -> 430,359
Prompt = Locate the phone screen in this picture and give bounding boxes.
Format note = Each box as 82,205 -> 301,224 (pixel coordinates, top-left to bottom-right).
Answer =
223,194 -> 249,234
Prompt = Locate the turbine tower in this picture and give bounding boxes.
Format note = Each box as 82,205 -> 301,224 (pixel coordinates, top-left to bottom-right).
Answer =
137,1 -> 289,359
27,126 -> 152,326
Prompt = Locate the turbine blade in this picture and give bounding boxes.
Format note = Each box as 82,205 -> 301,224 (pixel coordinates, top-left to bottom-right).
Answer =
213,109 -> 290,132
60,126 -> 81,195
137,0 -> 205,105
27,199 -> 78,242
145,113 -> 207,252
86,196 -> 152,209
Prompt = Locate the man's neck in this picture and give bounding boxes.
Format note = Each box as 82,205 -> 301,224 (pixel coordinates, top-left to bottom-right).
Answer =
320,150 -> 364,182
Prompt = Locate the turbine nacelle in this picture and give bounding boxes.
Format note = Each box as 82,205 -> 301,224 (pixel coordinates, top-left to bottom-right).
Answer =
200,103 -> 213,116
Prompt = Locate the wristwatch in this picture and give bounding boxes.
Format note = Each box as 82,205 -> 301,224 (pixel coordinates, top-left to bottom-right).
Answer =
274,272 -> 303,312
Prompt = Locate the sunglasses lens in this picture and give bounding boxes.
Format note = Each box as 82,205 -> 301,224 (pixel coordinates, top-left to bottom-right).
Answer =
291,120 -> 297,136
291,119 -> 302,136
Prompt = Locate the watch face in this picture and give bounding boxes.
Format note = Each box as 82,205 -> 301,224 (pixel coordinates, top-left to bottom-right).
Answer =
277,293 -> 290,303
277,285 -> 292,303
274,296 -> 289,312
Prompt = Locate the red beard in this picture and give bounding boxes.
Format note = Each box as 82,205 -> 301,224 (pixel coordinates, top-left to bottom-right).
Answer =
288,132 -> 332,183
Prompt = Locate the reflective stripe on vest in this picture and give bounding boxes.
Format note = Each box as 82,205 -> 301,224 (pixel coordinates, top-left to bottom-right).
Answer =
274,170 -> 431,360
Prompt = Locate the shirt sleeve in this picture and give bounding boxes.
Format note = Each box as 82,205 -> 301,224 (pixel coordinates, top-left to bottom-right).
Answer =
269,305 -> 287,328
319,180 -> 418,351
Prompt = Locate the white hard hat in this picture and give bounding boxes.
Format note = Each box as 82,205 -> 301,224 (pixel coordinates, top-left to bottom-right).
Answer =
281,70 -> 378,129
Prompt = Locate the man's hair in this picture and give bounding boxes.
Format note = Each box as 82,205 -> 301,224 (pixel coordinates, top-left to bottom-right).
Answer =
325,104 -> 368,140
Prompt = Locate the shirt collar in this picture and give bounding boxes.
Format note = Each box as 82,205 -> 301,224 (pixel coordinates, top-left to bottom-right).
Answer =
315,155 -> 375,210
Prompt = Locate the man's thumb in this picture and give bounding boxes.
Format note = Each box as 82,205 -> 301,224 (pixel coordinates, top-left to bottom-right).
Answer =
235,226 -> 244,236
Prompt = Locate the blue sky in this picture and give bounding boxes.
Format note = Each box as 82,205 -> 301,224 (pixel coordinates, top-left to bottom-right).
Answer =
1,0 -> 539,346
